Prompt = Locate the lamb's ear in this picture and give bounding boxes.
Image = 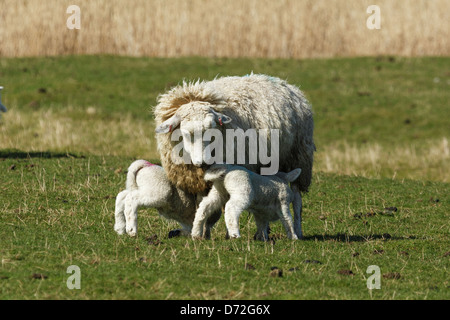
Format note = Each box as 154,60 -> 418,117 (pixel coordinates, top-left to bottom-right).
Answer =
210,109 -> 232,126
285,168 -> 302,183
155,114 -> 182,133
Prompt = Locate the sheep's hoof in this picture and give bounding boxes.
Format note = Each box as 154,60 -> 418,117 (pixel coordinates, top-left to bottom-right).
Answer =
254,233 -> 269,242
114,227 -> 126,235
114,222 -> 126,235
289,234 -> 299,240
168,229 -> 181,238
126,228 -> 137,237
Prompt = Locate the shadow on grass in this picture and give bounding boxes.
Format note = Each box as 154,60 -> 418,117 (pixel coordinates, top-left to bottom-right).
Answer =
303,233 -> 416,242
0,149 -> 84,159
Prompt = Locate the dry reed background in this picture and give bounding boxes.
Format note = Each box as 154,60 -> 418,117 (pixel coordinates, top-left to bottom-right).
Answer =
0,0 -> 449,58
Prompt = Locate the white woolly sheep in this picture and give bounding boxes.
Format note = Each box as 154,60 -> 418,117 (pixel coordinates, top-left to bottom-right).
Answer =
0,86 -> 7,113
191,164 -> 302,241
154,74 -> 315,238
114,160 -> 220,237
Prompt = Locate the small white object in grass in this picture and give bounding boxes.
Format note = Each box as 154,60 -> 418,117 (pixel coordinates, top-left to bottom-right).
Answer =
0,86 -> 7,113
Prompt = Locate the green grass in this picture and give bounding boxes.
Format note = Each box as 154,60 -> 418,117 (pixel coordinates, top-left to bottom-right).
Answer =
1,55 -> 449,181
0,56 -> 449,299
0,154 -> 448,299
2,56 -> 449,143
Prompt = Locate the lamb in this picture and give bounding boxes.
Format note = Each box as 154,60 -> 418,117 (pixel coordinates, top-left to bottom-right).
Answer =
191,164 -> 302,241
154,74 -> 315,239
0,86 -> 7,113
114,160 -> 220,237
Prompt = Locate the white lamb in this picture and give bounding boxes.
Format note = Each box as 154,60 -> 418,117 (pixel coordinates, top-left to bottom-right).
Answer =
114,160 -> 220,237
191,164 -> 302,241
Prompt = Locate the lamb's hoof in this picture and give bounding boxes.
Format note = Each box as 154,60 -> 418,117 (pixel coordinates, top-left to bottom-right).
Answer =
126,228 -> 137,237
168,229 -> 181,238
114,223 -> 126,235
114,227 -> 126,235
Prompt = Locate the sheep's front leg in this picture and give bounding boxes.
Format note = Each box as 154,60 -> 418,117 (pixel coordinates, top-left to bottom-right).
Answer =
168,222 -> 193,238
253,215 -> 270,241
114,190 -> 128,235
278,204 -> 298,240
192,187 -> 223,239
292,185 -> 303,239
124,193 -> 139,237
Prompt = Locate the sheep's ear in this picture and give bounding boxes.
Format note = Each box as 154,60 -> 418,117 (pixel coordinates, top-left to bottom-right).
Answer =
155,114 -> 182,133
285,168 -> 302,182
210,109 -> 232,126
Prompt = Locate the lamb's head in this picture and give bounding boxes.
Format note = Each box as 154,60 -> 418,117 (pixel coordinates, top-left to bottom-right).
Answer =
155,101 -> 232,166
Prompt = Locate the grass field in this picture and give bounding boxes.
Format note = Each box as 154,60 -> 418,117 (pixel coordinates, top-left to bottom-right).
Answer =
0,154 -> 448,299
1,55 -> 449,181
0,56 -> 449,300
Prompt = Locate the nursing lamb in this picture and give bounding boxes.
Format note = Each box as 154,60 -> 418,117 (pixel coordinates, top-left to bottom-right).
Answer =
114,160 -> 220,237
191,164 -> 302,240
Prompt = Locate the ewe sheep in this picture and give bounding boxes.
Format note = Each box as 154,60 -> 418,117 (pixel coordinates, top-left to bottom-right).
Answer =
0,86 -> 7,113
154,74 -> 315,237
191,164 -> 302,240
114,160 -> 220,237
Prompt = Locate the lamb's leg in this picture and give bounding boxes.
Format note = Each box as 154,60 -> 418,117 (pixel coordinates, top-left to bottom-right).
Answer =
292,185 -> 303,239
224,196 -> 249,239
278,204 -> 298,240
114,190 -> 128,235
124,193 -> 139,237
191,187 -> 223,239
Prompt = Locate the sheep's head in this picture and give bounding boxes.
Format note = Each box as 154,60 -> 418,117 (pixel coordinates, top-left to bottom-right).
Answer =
155,101 -> 232,166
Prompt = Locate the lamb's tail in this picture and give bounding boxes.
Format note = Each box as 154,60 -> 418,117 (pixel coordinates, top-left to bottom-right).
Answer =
204,164 -> 228,182
126,160 -> 156,190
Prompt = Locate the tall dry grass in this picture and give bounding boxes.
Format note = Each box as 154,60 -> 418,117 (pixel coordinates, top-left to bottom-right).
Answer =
0,0 -> 449,58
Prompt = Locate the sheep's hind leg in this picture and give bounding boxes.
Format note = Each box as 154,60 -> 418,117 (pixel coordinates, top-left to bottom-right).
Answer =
114,190 -> 128,235
192,188 -> 223,239
224,197 -> 248,239
292,185 -> 303,239
278,204 -> 298,240
124,194 -> 139,237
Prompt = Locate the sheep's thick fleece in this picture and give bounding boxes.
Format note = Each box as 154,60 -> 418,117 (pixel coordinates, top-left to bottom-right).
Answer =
154,74 -> 315,194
